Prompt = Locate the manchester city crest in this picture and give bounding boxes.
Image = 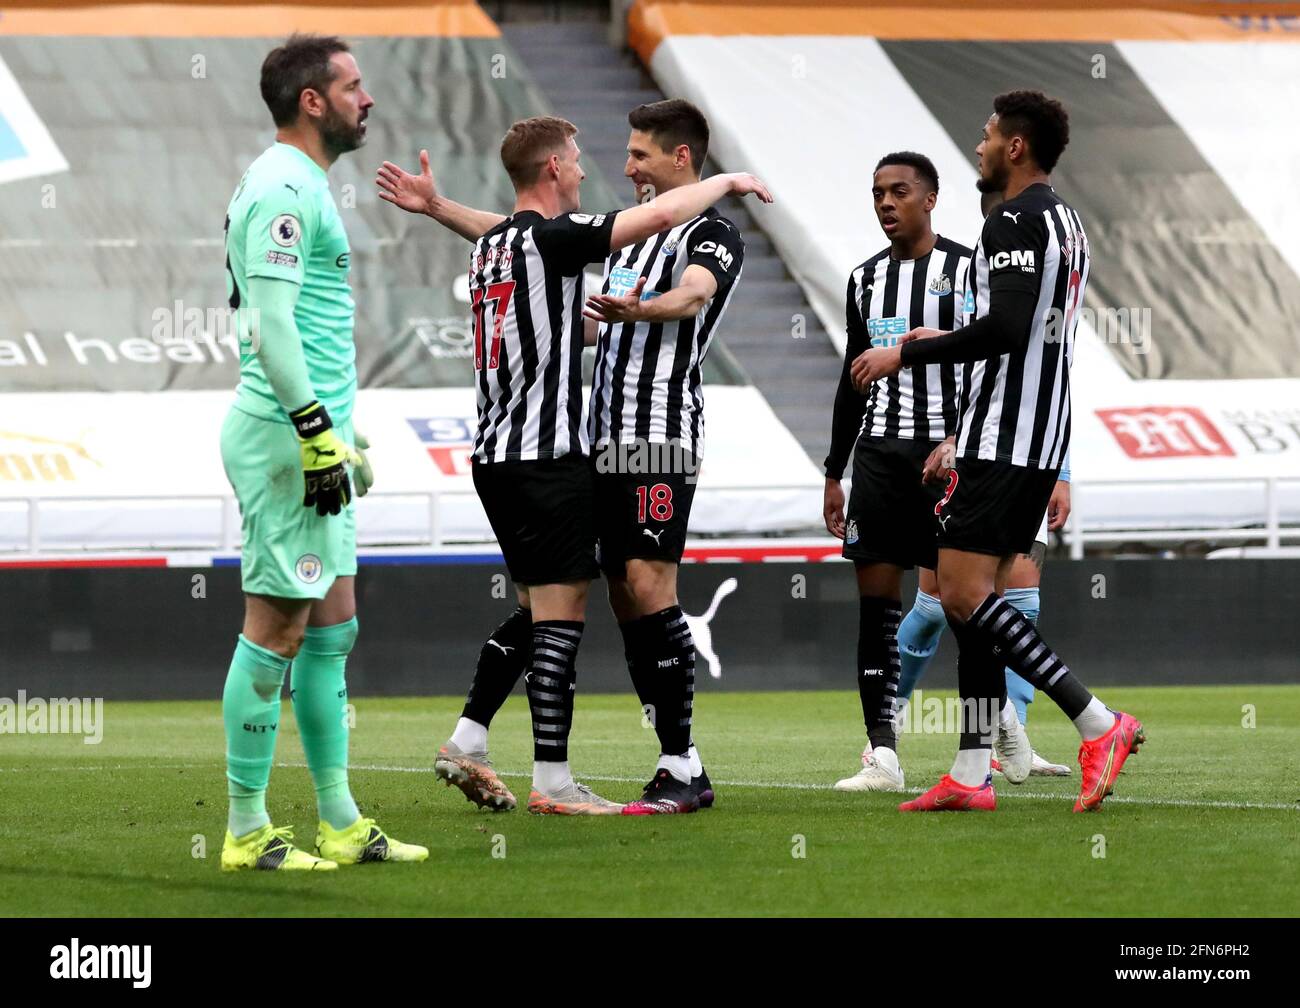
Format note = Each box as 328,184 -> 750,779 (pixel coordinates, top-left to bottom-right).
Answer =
295,553 -> 323,584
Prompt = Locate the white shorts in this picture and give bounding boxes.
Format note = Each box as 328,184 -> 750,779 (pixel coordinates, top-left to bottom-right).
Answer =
1034,509 -> 1049,548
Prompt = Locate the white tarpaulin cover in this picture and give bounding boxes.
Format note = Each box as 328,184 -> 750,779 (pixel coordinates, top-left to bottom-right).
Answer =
645,32 -> 1300,530
0,387 -> 824,552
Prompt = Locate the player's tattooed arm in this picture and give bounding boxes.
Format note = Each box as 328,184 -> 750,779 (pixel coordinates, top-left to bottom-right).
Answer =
376,150 -> 505,240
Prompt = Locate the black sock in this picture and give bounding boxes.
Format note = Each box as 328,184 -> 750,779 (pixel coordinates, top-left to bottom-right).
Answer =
462,606 -> 531,728
949,617 -> 1001,752
856,596 -> 903,751
969,593 -> 1093,719
622,606 -> 694,758
619,617 -> 653,716
525,620 -> 583,764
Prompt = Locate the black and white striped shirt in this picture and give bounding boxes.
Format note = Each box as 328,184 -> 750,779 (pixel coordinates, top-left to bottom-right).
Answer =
956,184 -> 1088,469
469,209 -> 617,463
824,235 -> 971,478
588,209 -> 744,459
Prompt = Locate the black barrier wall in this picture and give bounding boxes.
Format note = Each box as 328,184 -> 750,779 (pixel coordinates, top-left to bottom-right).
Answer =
1,560 -> 1297,701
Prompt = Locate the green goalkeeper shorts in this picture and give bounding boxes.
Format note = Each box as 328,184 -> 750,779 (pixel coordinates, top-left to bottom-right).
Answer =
220,404 -> 357,600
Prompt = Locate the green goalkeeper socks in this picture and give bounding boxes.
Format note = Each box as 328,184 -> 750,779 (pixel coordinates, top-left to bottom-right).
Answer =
292,618 -> 361,830
223,634 -> 290,838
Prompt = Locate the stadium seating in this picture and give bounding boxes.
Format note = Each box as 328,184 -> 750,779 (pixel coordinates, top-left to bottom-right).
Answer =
0,1 -> 820,556
629,0 -> 1300,549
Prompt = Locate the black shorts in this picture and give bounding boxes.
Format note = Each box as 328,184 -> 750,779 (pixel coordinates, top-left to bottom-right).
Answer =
472,453 -> 599,586
935,457 -> 1059,558
591,443 -> 699,576
843,436 -> 946,571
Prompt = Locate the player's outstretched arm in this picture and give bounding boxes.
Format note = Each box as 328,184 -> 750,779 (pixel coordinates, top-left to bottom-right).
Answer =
376,150 -> 505,241
609,172 -> 770,251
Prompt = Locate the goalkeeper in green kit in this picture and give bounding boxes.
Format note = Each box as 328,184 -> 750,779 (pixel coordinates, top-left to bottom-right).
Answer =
218,35 -> 426,871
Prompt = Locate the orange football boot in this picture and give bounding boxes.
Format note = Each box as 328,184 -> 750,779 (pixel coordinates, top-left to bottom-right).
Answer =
1074,711 -> 1146,812
899,774 -> 996,812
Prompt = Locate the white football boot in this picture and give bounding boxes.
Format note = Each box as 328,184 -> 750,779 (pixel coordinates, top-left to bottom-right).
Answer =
1029,750 -> 1072,776
834,747 -> 905,792
994,714 -> 1032,784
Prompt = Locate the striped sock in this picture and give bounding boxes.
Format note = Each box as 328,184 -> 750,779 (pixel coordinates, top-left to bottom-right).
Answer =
1002,587 -> 1040,723
525,620 -> 583,765
969,593 -> 1094,721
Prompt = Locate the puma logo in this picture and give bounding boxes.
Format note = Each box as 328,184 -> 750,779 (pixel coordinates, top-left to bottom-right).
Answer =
308,445 -> 338,463
284,183 -> 302,196
1002,211 -> 1022,223
642,528 -> 665,546
939,514 -> 951,530
486,640 -> 514,656
684,577 -> 738,680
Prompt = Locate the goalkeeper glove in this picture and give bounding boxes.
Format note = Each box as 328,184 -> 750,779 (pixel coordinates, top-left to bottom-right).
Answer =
290,401 -> 359,516
353,431 -> 374,497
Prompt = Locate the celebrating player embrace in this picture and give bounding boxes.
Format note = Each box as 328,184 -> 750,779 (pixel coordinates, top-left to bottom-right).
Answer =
377,113 -> 770,815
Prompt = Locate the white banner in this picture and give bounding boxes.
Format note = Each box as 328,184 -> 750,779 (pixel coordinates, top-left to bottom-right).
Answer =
0,386 -> 824,552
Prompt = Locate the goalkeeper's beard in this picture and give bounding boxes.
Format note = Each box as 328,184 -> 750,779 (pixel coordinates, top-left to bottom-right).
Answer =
320,100 -> 366,158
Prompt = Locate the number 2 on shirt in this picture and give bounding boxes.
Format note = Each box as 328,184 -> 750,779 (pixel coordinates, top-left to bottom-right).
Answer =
472,280 -> 516,370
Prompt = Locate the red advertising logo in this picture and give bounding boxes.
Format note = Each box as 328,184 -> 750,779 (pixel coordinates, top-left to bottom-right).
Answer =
427,445 -> 471,476
1097,407 -> 1235,459
406,417 -> 473,476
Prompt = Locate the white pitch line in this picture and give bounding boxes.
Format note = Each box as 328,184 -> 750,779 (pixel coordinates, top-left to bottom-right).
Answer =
4,760 -> 1296,812
325,763 -> 1300,812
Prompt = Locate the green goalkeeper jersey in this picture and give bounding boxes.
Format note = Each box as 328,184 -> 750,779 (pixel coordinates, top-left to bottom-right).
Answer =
225,141 -> 356,423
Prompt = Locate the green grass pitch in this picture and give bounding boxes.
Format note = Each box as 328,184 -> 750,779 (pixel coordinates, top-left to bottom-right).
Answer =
2,685 -> 1297,917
